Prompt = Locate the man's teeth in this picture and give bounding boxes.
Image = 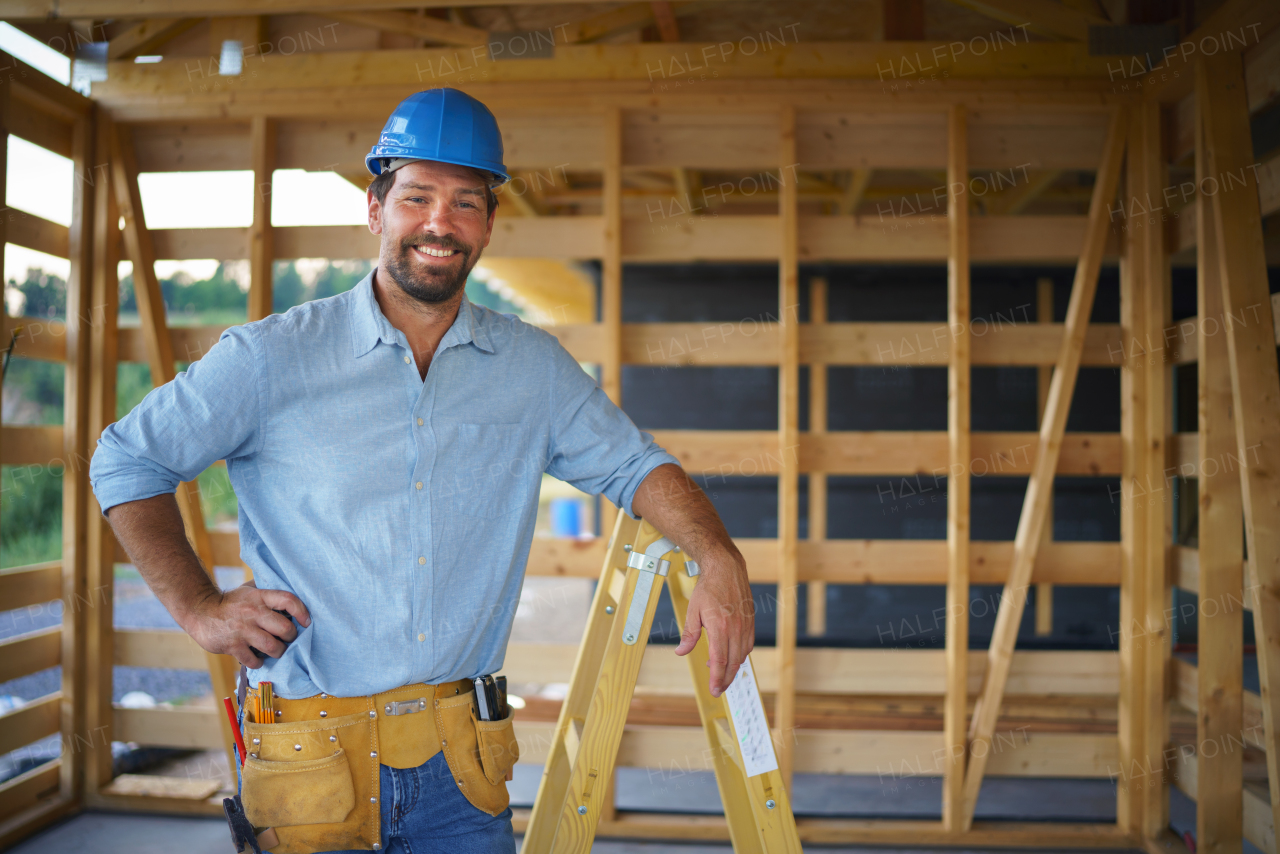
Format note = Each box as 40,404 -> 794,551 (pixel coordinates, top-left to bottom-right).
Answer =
416,246 -> 456,257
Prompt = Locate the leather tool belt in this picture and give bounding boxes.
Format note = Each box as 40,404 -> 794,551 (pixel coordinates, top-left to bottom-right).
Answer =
239,679 -> 520,853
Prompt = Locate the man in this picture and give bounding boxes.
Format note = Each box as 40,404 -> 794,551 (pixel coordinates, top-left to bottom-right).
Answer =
89,88 -> 753,854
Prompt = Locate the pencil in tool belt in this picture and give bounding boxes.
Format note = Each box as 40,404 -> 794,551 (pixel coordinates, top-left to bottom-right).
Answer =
260,682 -> 274,722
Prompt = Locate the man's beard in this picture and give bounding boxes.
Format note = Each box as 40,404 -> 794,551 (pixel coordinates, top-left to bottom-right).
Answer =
382,233 -> 476,304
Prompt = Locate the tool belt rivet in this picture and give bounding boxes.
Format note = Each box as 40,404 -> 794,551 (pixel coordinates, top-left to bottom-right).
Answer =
319,710 -> 327,717
372,845 -> 381,851
370,751 -> 377,758
330,735 -> 337,742
249,753 -> 257,759
320,693 -> 327,698
369,710 -> 376,718
251,738 -> 260,745
370,797 -> 377,804
441,739 -> 447,747
294,744 -> 302,751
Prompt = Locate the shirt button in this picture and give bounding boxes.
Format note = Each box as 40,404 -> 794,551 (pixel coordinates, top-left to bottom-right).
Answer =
416,482 -> 423,490
418,633 -> 425,642
418,556 -> 426,565
403,355 -> 411,364
417,418 -> 424,426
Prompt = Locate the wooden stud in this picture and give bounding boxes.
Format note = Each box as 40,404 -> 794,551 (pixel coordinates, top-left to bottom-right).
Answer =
1134,98 -> 1171,843
961,107 -> 1127,827
107,18 -> 200,60
805,277 -> 828,637
1034,277 -> 1055,637
776,104 -> 800,791
600,107 -> 623,536
1193,82 -> 1244,854
249,115 -> 276,321
325,10 -> 488,46
108,123 -> 242,778
85,111 -> 121,796
1198,52 -> 1280,843
649,2 -> 680,42
58,101 -> 95,806
943,103 -> 971,832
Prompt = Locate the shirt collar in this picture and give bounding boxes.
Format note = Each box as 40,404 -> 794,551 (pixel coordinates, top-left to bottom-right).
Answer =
350,269 -> 495,358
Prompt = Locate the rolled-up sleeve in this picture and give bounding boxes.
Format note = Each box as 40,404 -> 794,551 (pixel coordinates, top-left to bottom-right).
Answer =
89,324 -> 264,518
544,338 -> 679,518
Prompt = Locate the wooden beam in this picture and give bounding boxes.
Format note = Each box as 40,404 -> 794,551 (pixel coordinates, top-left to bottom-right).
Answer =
90,43 -> 1126,110
649,2 -> 680,42
0,693 -> 60,758
207,16 -> 264,59
0,627 -> 60,685
109,123 -> 242,779
58,100 -> 95,806
960,107 -> 1127,827
106,18 -> 199,60
883,0 -> 924,40
1194,82 -> 1245,854
942,103 -> 971,833
1034,277 -> 1054,637
1200,51 -> 1280,846
85,108 -> 120,795
8,212 -> 69,259
776,104 -> 799,790
805,277 -> 828,638
1133,97 -> 1171,844
943,0 -> 1108,40
326,10 -> 487,46
983,170 -> 1062,216
838,169 -> 872,216
248,115 -> 275,321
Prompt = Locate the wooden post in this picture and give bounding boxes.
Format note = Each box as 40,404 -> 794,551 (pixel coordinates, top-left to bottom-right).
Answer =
1198,53 -> 1280,841
961,108 -> 1128,826
1193,82 -> 1244,854
58,103 -> 96,804
1035,277 -> 1054,637
1116,115 -> 1149,839
248,115 -> 275,322
600,107 -> 623,536
776,104 -> 800,789
805,276 -> 828,637
109,123 -> 242,776
85,112 -> 120,796
1135,98 -> 1171,842
943,103 -> 971,832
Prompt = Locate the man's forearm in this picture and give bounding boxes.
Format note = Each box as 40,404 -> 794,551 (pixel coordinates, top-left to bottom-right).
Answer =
630,463 -> 744,574
105,493 -> 220,633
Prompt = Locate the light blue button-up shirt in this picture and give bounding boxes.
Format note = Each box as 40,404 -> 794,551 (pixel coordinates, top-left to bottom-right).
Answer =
89,271 -> 678,699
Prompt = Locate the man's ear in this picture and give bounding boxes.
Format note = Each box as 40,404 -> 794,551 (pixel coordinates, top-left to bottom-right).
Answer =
368,188 -> 383,236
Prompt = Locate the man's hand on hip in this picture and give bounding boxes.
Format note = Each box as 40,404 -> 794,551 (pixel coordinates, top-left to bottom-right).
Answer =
184,580 -> 311,669
673,553 -> 755,698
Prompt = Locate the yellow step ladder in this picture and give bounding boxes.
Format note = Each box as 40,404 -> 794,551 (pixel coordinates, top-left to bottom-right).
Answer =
523,513 -> 803,853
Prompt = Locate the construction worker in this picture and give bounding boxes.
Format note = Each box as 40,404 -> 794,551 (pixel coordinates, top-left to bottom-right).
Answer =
89,88 -> 754,854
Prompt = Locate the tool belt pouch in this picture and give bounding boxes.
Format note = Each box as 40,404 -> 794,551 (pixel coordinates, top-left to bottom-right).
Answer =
241,710 -> 376,854
436,691 -> 519,816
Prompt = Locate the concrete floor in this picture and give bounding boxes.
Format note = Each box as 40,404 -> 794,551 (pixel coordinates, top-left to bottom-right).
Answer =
5,810 -> 1145,854
5,770 -> 1142,854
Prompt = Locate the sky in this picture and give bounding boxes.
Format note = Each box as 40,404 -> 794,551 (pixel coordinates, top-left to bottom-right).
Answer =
0,23 -> 371,290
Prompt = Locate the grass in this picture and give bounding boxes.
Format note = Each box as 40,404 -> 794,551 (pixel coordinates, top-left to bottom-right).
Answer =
1,527 -> 61,569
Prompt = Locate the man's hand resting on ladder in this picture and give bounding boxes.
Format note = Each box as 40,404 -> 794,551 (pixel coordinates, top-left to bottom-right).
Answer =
629,463 -> 755,698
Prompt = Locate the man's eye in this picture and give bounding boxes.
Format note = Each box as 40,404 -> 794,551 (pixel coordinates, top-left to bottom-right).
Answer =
456,200 -> 476,209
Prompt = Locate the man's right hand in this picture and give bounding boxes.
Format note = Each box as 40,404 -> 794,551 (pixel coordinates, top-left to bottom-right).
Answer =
182,580 -> 311,668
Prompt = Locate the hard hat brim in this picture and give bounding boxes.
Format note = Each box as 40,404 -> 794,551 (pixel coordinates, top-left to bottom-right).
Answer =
365,153 -> 509,187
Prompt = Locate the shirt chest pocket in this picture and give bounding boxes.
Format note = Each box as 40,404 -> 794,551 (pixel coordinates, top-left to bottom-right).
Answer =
436,422 -> 538,519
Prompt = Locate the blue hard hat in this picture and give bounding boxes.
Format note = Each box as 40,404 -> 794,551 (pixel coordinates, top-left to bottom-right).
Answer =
366,88 -> 509,186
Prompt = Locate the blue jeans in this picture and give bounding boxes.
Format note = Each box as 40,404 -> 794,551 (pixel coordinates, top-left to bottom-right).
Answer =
319,752 -> 516,854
